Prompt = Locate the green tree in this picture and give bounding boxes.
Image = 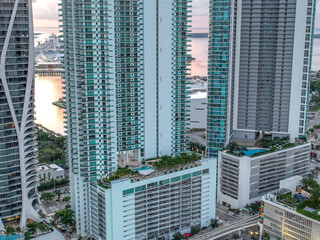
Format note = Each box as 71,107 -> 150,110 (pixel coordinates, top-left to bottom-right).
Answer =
172,232 -> 182,240
191,226 -> 200,235
27,222 -> 38,233
210,218 -> 220,228
59,208 -> 75,227
232,233 -> 240,239
55,190 -> 62,202
15,227 -> 22,240
261,232 -> 270,240
38,223 -> 47,233
40,192 -> 55,201
250,236 -> 258,240
225,142 -> 247,155
2,226 -> 15,240
24,231 -> 32,240
50,220 -> 58,228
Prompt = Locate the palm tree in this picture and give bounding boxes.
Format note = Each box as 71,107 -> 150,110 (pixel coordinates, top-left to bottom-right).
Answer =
55,190 -> 61,202
38,223 -> 46,233
61,208 -> 75,227
15,227 -> 21,240
50,220 -> 58,228
261,232 -> 270,240
225,142 -> 247,155
54,209 -> 63,221
3,226 -> 16,240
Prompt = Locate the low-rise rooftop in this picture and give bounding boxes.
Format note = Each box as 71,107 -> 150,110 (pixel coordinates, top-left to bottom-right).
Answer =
223,136 -> 308,158
98,153 -> 203,189
264,177 -> 320,222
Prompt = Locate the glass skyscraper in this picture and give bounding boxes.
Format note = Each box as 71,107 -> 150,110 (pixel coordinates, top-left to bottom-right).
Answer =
0,0 -> 39,228
60,0 -> 191,236
207,0 -> 317,157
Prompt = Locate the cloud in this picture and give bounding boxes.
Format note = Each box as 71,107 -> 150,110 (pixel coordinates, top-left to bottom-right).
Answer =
316,0 -> 320,29
31,0 -> 320,32
32,0 -> 59,28
192,0 -> 209,16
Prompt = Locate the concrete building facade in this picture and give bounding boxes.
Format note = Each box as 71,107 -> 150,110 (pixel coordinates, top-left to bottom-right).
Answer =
0,0 -> 39,228
217,143 -> 310,209
207,0 -> 317,157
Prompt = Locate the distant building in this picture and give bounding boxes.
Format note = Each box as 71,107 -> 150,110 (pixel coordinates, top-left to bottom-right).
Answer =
37,164 -> 65,182
261,187 -> 320,240
217,143 -> 310,209
188,92 -> 207,129
90,159 -> 216,240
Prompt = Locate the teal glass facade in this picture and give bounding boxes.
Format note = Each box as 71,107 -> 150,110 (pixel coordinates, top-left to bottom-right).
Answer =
206,0 -> 231,158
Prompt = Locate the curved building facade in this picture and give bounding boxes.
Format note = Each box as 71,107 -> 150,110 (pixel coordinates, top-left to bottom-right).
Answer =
0,0 -> 39,228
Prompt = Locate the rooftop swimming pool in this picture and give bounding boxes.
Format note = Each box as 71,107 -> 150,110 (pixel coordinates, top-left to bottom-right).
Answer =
243,149 -> 266,156
133,166 -> 152,171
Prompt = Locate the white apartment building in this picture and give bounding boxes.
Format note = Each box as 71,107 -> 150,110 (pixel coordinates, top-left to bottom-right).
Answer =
60,0 -> 191,236
217,143 -> 310,209
37,164 -> 65,182
89,159 -> 216,240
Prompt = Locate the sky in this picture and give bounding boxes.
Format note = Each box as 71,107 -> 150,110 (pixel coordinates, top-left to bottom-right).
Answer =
32,0 -> 319,33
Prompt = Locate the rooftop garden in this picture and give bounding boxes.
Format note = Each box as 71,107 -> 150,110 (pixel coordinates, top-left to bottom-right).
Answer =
152,152 -> 201,170
276,176 -> 320,222
98,153 -> 202,188
277,191 -> 298,208
188,142 -> 206,154
296,176 -> 320,221
250,136 -> 296,157
99,166 -> 140,188
224,142 -> 248,156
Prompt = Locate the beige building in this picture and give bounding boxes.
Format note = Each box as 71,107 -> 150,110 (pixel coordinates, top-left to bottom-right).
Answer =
261,189 -> 320,240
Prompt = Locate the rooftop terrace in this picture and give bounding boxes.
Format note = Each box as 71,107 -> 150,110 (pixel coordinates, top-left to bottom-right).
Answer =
98,153 -> 203,189
223,135 -> 307,158
265,177 -> 320,222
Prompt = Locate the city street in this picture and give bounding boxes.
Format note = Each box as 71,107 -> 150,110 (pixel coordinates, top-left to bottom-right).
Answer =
190,215 -> 259,240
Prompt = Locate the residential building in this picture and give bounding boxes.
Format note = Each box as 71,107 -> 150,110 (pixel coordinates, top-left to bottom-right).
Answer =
261,187 -> 320,240
60,0 -> 191,236
217,142 -> 310,209
37,163 -> 65,182
0,0 -> 39,228
207,0 -> 317,157
90,159 -> 216,240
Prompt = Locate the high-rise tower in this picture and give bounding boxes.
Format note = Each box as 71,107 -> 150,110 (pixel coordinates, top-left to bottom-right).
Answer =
207,0 -> 317,157
0,0 -> 39,228
61,0 -> 191,236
